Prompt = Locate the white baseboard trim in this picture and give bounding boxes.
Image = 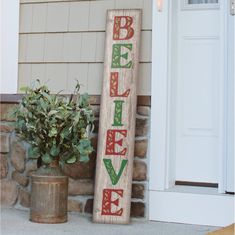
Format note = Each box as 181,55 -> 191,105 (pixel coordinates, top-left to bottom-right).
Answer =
149,189 -> 234,226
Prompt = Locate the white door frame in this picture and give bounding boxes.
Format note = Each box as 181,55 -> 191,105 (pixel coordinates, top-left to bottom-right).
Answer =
0,0 -> 19,94
149,0 -> 234,226
226,1 -> 235,193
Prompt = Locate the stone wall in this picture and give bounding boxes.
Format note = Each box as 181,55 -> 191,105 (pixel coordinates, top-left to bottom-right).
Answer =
0,100 -> 150,219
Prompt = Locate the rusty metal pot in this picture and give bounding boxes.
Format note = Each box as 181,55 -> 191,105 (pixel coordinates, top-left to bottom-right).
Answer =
30,157 -> 68,223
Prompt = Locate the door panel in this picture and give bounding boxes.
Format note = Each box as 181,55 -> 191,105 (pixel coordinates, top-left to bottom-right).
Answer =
180,38 -> 219,137
174,0 -> 222,183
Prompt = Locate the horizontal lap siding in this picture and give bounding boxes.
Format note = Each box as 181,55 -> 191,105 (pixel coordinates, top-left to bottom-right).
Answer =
18,0 -> 152,95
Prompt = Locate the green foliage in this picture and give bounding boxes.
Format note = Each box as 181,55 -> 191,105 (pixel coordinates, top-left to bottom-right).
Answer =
12,80 -> 94,166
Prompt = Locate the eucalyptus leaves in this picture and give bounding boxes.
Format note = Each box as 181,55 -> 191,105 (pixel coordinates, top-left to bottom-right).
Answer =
12,81 -> 94,166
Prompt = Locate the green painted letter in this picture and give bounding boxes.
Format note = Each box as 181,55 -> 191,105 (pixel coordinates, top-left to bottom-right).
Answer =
112,100 -> 124,127
111,44 -> 133,68
103,159 -> 128,185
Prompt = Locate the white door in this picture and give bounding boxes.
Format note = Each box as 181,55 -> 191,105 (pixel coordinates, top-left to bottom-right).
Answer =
149,0 -> 234,226
173,0 -> 222,184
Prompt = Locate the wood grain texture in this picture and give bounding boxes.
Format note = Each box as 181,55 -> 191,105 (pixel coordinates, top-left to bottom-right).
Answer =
207,224 -> 234,235
93,9 -> 142,224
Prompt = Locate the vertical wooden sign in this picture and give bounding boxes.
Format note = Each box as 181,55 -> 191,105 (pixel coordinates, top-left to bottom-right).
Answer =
93,10 -> 141,224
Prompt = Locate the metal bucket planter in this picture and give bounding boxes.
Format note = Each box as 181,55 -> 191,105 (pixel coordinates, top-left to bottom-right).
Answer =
30,159 -> 68,223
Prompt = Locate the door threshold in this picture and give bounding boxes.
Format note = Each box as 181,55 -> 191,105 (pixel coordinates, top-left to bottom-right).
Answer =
149,188 -> 234,226
165,185 -> 220,195
175,181 -> 218,188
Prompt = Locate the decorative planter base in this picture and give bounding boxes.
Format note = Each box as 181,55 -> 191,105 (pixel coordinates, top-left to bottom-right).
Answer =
30,174 -> 68,224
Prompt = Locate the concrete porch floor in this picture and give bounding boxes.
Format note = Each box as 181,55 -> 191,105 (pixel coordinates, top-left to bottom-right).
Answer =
1,208 -> 219,235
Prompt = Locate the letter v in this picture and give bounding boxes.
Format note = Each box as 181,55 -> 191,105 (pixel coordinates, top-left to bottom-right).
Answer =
103,159 -> 128,185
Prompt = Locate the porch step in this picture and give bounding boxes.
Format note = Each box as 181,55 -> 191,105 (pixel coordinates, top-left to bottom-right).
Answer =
207,224 -> 234,235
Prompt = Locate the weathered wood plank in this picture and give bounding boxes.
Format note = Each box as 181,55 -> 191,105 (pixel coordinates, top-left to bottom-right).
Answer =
93,9 -> 142,224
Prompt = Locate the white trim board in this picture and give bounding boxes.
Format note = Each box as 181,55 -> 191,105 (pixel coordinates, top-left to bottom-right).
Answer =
0,0 -> 19,93
149,0 -> 171,192
149,189 -> 234,227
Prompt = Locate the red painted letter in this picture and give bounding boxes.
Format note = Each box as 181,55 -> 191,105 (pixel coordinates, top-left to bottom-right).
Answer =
113,16 -> 134,40
105,130 -> 127,156
101,189 -> 123,216
110,72 -> 130,97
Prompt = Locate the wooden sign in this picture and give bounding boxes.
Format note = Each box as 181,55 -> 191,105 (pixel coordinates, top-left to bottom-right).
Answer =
93,10 -> 142,224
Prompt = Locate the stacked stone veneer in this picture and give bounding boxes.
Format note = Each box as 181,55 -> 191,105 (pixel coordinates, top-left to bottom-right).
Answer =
0,102 -> 150,219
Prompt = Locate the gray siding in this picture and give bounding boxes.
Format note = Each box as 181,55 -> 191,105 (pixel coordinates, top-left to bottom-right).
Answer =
18,0 -> 152,95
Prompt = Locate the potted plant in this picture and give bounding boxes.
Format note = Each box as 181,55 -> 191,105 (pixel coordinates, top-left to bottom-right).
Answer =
12,81 -> 94,223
